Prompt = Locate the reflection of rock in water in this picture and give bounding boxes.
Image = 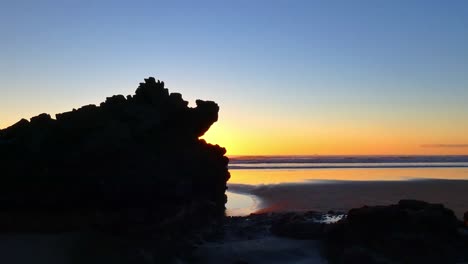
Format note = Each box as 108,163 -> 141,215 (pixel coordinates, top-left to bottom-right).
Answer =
0,77 -> 230,238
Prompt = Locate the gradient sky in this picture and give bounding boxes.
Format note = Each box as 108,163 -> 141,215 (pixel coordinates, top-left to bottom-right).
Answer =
2,0 -> 468,155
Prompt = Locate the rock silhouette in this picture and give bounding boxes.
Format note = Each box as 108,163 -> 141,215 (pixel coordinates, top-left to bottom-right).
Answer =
324,200 -> 468,263
0,77 -> 230,237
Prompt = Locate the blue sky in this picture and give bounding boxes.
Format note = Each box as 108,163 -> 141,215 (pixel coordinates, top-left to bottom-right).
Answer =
1,0 -> 468,154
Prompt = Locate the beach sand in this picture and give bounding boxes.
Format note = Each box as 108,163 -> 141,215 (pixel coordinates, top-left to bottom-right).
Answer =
192,237 -> 325,264
229,179 -> 468,218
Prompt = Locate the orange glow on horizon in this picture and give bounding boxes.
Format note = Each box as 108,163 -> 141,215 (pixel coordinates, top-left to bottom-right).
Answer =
202,118 -> 468,156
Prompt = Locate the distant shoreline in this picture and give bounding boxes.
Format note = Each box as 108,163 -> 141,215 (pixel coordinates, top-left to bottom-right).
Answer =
228,179 -> 468,218
229,164 -> 468,169
229,154 -> 468,161
228,155 -> 468,169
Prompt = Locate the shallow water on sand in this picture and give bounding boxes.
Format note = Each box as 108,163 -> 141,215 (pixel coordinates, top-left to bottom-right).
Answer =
225,191 -> 258,216
225,165 -> 468,216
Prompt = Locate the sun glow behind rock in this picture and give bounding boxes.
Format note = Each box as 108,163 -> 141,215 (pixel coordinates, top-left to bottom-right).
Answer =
202,115 -> 468,156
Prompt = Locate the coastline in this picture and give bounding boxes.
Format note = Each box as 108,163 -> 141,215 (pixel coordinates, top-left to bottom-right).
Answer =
229,179 -> 468,219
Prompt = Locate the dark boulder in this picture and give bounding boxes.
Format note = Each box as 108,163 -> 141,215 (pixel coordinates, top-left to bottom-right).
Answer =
464,211 -> 468,227
398,199 -> 429,210
324,200 -> 468,264
346,199 -> 459,235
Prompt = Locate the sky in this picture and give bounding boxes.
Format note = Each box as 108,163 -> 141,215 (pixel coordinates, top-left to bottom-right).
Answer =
1,0 -> 468,155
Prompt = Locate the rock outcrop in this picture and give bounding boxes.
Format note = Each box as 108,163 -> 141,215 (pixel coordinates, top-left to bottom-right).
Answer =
0,77 -> 230,239
324,200 -> 468,263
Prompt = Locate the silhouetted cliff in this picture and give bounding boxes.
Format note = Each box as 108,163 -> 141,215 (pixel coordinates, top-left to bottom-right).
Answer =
0,77 -> 229,236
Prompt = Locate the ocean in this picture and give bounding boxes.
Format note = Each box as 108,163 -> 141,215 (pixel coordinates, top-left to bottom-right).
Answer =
225,155 -> 468,216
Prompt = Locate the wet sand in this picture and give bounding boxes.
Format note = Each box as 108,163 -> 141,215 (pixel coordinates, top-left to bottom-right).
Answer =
192,237 -> 325,264
229,179 -> 468,218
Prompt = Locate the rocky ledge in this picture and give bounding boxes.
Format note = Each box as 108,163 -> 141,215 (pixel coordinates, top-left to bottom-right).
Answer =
323,200 -> 468,263
0,78 -> 229,255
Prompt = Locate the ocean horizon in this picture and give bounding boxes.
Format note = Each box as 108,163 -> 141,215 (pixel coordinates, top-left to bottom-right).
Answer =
226,155 -> 468,216
228,155 -> 468,169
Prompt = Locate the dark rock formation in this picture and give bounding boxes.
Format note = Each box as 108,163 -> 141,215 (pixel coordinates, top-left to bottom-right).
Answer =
324,200 -> 468,263
465,211 -> 468,227
0,77 -> 230,240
